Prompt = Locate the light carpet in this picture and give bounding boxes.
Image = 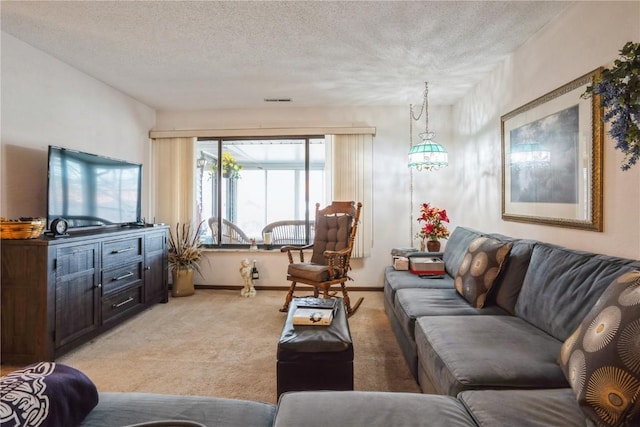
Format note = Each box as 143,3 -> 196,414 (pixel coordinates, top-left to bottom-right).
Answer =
50,289 -> 420,404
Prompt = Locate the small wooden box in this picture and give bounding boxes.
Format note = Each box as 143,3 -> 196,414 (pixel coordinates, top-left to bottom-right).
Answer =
393,256 -> 409,270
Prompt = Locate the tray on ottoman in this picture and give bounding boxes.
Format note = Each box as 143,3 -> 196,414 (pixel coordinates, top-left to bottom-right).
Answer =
276,297 -> 354,398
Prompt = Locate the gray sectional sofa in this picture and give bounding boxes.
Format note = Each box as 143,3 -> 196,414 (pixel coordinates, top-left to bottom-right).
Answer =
383,226 -> 640,426
5,226 -> 638,426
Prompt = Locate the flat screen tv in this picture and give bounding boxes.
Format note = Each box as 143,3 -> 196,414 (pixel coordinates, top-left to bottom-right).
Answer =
47,145 -> 142,231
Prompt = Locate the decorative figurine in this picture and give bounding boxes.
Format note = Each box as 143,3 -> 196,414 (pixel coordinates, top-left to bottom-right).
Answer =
239,258 -> 256,297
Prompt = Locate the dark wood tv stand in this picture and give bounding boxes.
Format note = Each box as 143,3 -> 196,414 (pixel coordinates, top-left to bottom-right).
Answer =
1,226 -> 169,364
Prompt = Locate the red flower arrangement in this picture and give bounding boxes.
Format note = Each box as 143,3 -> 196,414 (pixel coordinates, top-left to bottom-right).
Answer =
416,203 -> 450,242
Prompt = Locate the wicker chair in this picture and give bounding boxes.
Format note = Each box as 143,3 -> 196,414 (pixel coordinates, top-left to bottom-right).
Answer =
207,217 -> 251,244
279,201 -> 363,317
261,220 -> 315,246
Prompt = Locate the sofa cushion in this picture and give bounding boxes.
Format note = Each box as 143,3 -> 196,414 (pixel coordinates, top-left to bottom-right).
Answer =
393,288 -> 507,341
442,226 -> 485,277
1,362 -> 98,427
415,315 -> 567,396
458,388 -> 588,427
454,237 -> 513,308
515,243 -> 640,341
490,239 -> 536,315
383,266 -> 454,309
384,296 -> 421,381
559,270 -> 640,427
274,391 -> 477,427
80,392 -> 276,427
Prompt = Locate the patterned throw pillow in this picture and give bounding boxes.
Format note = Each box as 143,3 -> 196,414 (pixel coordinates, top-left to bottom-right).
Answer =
559,270 -> 640,427
454,236 -> 512,308
0,362 -> 98,427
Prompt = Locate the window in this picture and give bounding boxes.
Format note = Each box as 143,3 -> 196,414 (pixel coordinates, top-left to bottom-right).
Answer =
196,137 -> 326,247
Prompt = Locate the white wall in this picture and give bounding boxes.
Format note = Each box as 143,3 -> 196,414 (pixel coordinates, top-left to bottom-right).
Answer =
444,1 -> 640,260
0,33 -> 156,220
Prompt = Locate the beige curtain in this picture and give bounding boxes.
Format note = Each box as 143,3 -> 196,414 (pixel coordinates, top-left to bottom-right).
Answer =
326,134 -> 373,258
151,137 -> 196,227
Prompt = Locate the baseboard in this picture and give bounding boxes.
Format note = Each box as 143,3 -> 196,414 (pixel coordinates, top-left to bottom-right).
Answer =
193,284 -> 382,292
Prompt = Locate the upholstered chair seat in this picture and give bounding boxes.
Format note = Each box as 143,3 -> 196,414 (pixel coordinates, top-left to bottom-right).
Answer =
287,263 -> 332,282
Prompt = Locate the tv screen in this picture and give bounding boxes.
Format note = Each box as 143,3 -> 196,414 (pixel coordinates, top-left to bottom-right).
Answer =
47,146 -> 142,230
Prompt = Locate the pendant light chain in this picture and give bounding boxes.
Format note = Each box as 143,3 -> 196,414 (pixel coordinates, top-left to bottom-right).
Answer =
410,82 -> 429,133
409,103 -> 415,244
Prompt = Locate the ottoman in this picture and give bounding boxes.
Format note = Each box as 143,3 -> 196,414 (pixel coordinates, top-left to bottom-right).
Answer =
276,297 -> 354,398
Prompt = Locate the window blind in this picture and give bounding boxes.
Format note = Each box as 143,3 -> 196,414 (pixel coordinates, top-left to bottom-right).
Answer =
326,134 -> 373,258
151,137 -> 196,227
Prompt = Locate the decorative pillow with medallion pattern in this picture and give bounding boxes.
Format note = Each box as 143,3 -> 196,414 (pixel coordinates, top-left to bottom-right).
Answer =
559,270 -> 640,427
454,236 -> 512,308
0,362 -> 98,427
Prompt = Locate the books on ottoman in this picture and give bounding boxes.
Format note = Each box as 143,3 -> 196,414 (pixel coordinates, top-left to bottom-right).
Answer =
292,297 -> 338,326
295,297 -> 338,310
409,257 -> 445,277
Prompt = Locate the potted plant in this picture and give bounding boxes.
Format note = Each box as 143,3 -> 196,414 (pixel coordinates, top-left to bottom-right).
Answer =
168,221 -> 204,297
415,202 -> 450,252
582,41 -> 640,171
210,152 -> 243,179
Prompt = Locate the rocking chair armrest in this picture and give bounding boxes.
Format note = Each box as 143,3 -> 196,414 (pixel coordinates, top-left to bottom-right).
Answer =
281,244 -> 314,263
280,244 -> 314,252
323,248 -> 350,259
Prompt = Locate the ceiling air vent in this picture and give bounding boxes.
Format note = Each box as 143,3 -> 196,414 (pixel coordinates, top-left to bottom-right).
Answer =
264,98 -> 292,103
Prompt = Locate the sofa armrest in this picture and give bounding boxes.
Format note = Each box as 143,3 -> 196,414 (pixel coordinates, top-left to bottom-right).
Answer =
407,251 -> 444,258
80,393 -> 276,427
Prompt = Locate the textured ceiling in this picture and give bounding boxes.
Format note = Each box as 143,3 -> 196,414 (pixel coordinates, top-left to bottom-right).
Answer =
1,1 -> 572,110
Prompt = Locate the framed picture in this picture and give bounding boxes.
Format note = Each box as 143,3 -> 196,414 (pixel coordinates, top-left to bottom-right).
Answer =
501,69 -> 603,231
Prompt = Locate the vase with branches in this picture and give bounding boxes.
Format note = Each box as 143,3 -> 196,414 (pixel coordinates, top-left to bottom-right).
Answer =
168,221 -> 204,297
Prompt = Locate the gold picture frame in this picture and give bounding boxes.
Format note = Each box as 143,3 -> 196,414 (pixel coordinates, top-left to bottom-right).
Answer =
501,69 -> 603,231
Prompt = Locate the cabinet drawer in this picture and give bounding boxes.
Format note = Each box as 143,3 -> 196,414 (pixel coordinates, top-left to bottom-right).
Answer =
103,238 -> 142,269
102,262 -> 143,295
102,285 -> 142,323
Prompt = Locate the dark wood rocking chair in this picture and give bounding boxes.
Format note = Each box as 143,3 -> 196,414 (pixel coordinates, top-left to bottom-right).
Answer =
279,201 -> 364,317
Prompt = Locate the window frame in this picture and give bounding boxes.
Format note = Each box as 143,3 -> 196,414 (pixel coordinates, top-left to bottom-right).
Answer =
197,135 -> 324,249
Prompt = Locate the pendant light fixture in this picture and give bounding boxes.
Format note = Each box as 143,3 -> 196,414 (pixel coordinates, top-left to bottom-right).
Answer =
408,82 -> 448,171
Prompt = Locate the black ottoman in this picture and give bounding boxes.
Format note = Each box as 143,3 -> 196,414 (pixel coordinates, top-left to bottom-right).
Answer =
277,298 -> 354,398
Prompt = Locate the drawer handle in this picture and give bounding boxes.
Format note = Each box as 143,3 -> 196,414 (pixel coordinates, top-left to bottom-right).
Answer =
112,297 -> 134,309
112,272 -> 134,281
112,247 -> 135,254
